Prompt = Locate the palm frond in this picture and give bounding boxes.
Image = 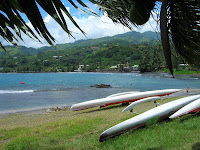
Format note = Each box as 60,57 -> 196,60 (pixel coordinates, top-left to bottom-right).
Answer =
95,0 -> 156,29
160,0 -> 174,76
16,0 -> 56,45
94,0 -> 135,29
0,0 -> 98,49
169,0 -> 200,66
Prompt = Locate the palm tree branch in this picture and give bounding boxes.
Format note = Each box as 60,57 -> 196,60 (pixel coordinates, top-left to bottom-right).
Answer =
16,0 -> 56,45
160,0 -> 174,76
76,0 -> 99,16
36,0 -> 73,37
95,0 -> 134,29
0,0 -> 98,49
169,0 -> 200,66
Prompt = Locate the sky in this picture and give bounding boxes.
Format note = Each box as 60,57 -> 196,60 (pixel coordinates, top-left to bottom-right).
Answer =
1,0 -> 159,48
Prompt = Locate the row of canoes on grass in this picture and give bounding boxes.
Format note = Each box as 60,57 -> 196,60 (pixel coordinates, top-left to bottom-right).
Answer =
70,89 -> 200,142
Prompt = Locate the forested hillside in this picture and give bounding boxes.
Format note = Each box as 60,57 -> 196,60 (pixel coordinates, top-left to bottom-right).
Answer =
0,31 -> 182,73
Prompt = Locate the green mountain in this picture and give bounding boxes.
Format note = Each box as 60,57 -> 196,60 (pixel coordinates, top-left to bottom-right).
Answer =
0,45 -> 38,56
53,31 -> 159,50
0,31 -> 171,73
0,31 -> 159,55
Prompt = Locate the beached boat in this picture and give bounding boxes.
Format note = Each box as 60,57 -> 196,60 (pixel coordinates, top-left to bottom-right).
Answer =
169,98 -> 200,119
122,96 -> 161,113
71,89 -> 182,111
107,91 -> 140,98
99,94 -> 200,142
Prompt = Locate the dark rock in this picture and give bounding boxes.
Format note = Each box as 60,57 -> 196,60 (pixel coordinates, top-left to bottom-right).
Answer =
90,84 -> 111,88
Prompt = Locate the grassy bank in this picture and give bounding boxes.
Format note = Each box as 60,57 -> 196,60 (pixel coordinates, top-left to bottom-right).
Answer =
0,97 -> 200,150
161,69 -> 200,75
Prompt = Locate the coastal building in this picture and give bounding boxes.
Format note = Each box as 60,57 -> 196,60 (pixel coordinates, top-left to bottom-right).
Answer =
109,64 -> 139,72
74,65 -> 89,72
110,66 -> 118,70
179,64 -> 189,70
132,65 -> 139,71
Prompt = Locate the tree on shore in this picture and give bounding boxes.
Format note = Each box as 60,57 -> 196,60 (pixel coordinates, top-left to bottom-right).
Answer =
0,0 -> 199,76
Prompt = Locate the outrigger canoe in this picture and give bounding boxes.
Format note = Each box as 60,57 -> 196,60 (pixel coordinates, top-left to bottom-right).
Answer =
99,94 -> 200,142
122,96 -> 161,113
71,89 -> 182,111
169,98 -> 200,119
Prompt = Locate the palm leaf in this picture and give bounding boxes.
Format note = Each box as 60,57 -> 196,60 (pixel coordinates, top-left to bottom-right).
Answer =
0,0 -> 98,49
16,0 -> 56,45
169,0 -> 200,67
160,0 -> 174,76
95,0 -> 135,29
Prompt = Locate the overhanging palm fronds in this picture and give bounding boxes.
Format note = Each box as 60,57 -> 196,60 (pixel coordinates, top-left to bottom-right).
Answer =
160,0 -> 174,76
169,0 -> 200,67
0,0 -> 98,50
93,0 -> 156,28
92,0 -> 134,29
0,0 -> 41,50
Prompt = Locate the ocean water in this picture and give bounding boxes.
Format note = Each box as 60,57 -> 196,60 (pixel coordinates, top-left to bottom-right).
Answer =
0,72 -> 199,113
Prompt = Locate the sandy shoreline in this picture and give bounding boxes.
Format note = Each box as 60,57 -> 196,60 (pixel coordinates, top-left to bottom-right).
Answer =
0,105 -> 72,118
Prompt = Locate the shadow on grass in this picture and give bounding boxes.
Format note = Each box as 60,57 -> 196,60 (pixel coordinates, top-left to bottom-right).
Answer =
192,142 -> 200,150
78,104 -> 126,114
180,111 -> 200,123
146,147 -> 165,150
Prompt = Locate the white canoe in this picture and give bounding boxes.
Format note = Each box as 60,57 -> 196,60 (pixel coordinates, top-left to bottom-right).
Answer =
169,98 -> 200,119
71,89 -> 182,111
99,94 -> 200,142
122,96 -> 161,113
107,91 -> 140,98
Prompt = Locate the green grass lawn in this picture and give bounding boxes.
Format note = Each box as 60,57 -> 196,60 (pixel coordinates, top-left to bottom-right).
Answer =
0,97 -> 200,150
161,69 -> 200,75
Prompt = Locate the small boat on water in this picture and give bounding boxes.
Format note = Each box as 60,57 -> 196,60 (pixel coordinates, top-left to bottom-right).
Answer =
20,82 -> 25,84
71,89 -> 182,111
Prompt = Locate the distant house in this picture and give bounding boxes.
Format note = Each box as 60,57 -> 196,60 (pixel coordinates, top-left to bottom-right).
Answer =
74,65 -> 89,72
110,66 -> 118,70
179,64 -> 188,67
179,64 -> 189,70
132,65 -> 139,71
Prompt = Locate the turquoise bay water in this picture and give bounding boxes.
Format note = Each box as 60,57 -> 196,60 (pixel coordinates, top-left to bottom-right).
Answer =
0,72 -> 199,113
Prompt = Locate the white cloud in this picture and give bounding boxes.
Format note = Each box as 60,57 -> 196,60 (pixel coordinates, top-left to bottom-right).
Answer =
1,7 -> 158,48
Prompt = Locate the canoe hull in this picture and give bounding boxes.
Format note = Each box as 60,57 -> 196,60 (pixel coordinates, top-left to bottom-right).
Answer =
169,98 -> 200,119
122,96 -> 161,112
99,94 -> 200,142
71,89 -> 182,111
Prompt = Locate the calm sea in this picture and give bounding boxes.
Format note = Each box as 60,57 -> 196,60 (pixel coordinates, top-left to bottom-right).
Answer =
0,72 -> 199,113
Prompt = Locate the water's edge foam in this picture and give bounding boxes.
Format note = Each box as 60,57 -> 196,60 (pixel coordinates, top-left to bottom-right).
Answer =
0,90 -> 34,94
